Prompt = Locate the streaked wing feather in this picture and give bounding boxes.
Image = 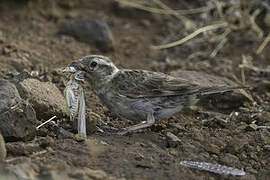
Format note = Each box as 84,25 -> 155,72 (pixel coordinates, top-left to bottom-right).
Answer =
112,70 -> 200,98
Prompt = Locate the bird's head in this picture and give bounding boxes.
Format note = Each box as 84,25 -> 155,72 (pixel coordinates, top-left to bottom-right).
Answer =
64,55 -> 119,88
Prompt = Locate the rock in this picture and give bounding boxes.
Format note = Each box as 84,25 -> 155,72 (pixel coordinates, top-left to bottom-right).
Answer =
59,19 -> 114,52
219,153 -> 240,166
57,127 -> 73,140
86,117 -> 97,135
204,143 -> 220,155
39,136 -> 54,149
0,133 -> 6,162
0,79 -> 37,141
245,123 -> 258,131
6,142 -> 42,156
257,111 -> 270,124
166,132 -> 181,148
85,169 -> 108,180
16,78 -> 68,120
72,133 -> 85,142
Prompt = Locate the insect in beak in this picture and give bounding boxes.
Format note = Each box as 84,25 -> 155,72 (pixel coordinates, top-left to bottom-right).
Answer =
62,66 -> 77,73
62,61 -> 86,73
74,71 -> 85,81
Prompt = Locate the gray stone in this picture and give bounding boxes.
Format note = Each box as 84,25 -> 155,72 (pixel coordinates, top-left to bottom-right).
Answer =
0,79 -> 37,141
166,132 -> 181,148
57,127 -> 73,140
16,78 -> 68,120
6,142 -> 42,156
59,19 -> 114,52
204,143 -> 220,155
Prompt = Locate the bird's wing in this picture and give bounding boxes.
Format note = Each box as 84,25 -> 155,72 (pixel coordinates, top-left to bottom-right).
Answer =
111,70 -> 201,98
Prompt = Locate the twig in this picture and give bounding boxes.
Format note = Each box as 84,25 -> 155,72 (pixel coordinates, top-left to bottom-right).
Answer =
210,28 -> 231,57
36,116 -> 57,130
256,31 -> 270,54
210,37 -> 228,58
151,22 -> 228,50
240,54 -> 247,85
114,0 -> 214,15
152,0 -> 188,22
212,0 -> 226,18
180,161 -> 245,176
241,67 -> 246,85
249,9 -> 263,39
257,126 -> 270,130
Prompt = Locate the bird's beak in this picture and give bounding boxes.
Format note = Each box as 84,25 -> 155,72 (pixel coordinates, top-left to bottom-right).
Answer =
62,61 -> 82,73
62,61 -> 85,81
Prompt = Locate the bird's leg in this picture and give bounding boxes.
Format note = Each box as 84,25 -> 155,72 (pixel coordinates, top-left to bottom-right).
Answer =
117,111 -> 155,135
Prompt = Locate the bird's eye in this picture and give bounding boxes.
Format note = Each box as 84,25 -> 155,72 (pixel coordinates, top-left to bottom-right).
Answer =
90,61 -> 97,68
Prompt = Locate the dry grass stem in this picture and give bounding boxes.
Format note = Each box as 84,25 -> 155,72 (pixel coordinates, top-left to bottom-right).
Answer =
36,116 -> 57,130
152,0 -> 189,22
256,31 -> 270,54
210,28 -> 231,57
114,0 -> 214,15
151,22 -> 228,50
210,37 -> 228,57
241,68 -> 246,85
250,9 -> 263,39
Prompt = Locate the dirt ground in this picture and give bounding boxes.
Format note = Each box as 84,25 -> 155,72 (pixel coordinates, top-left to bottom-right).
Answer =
0,0 -> 270,180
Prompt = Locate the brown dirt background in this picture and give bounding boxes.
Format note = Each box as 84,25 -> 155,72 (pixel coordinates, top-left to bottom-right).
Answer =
0,0 -> 270,180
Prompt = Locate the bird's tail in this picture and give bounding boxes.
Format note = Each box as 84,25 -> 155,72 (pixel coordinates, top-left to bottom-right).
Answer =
198,85 -> 248,96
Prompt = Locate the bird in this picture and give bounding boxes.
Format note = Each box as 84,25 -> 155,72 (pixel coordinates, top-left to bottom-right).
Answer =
64,55 -> 246,135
